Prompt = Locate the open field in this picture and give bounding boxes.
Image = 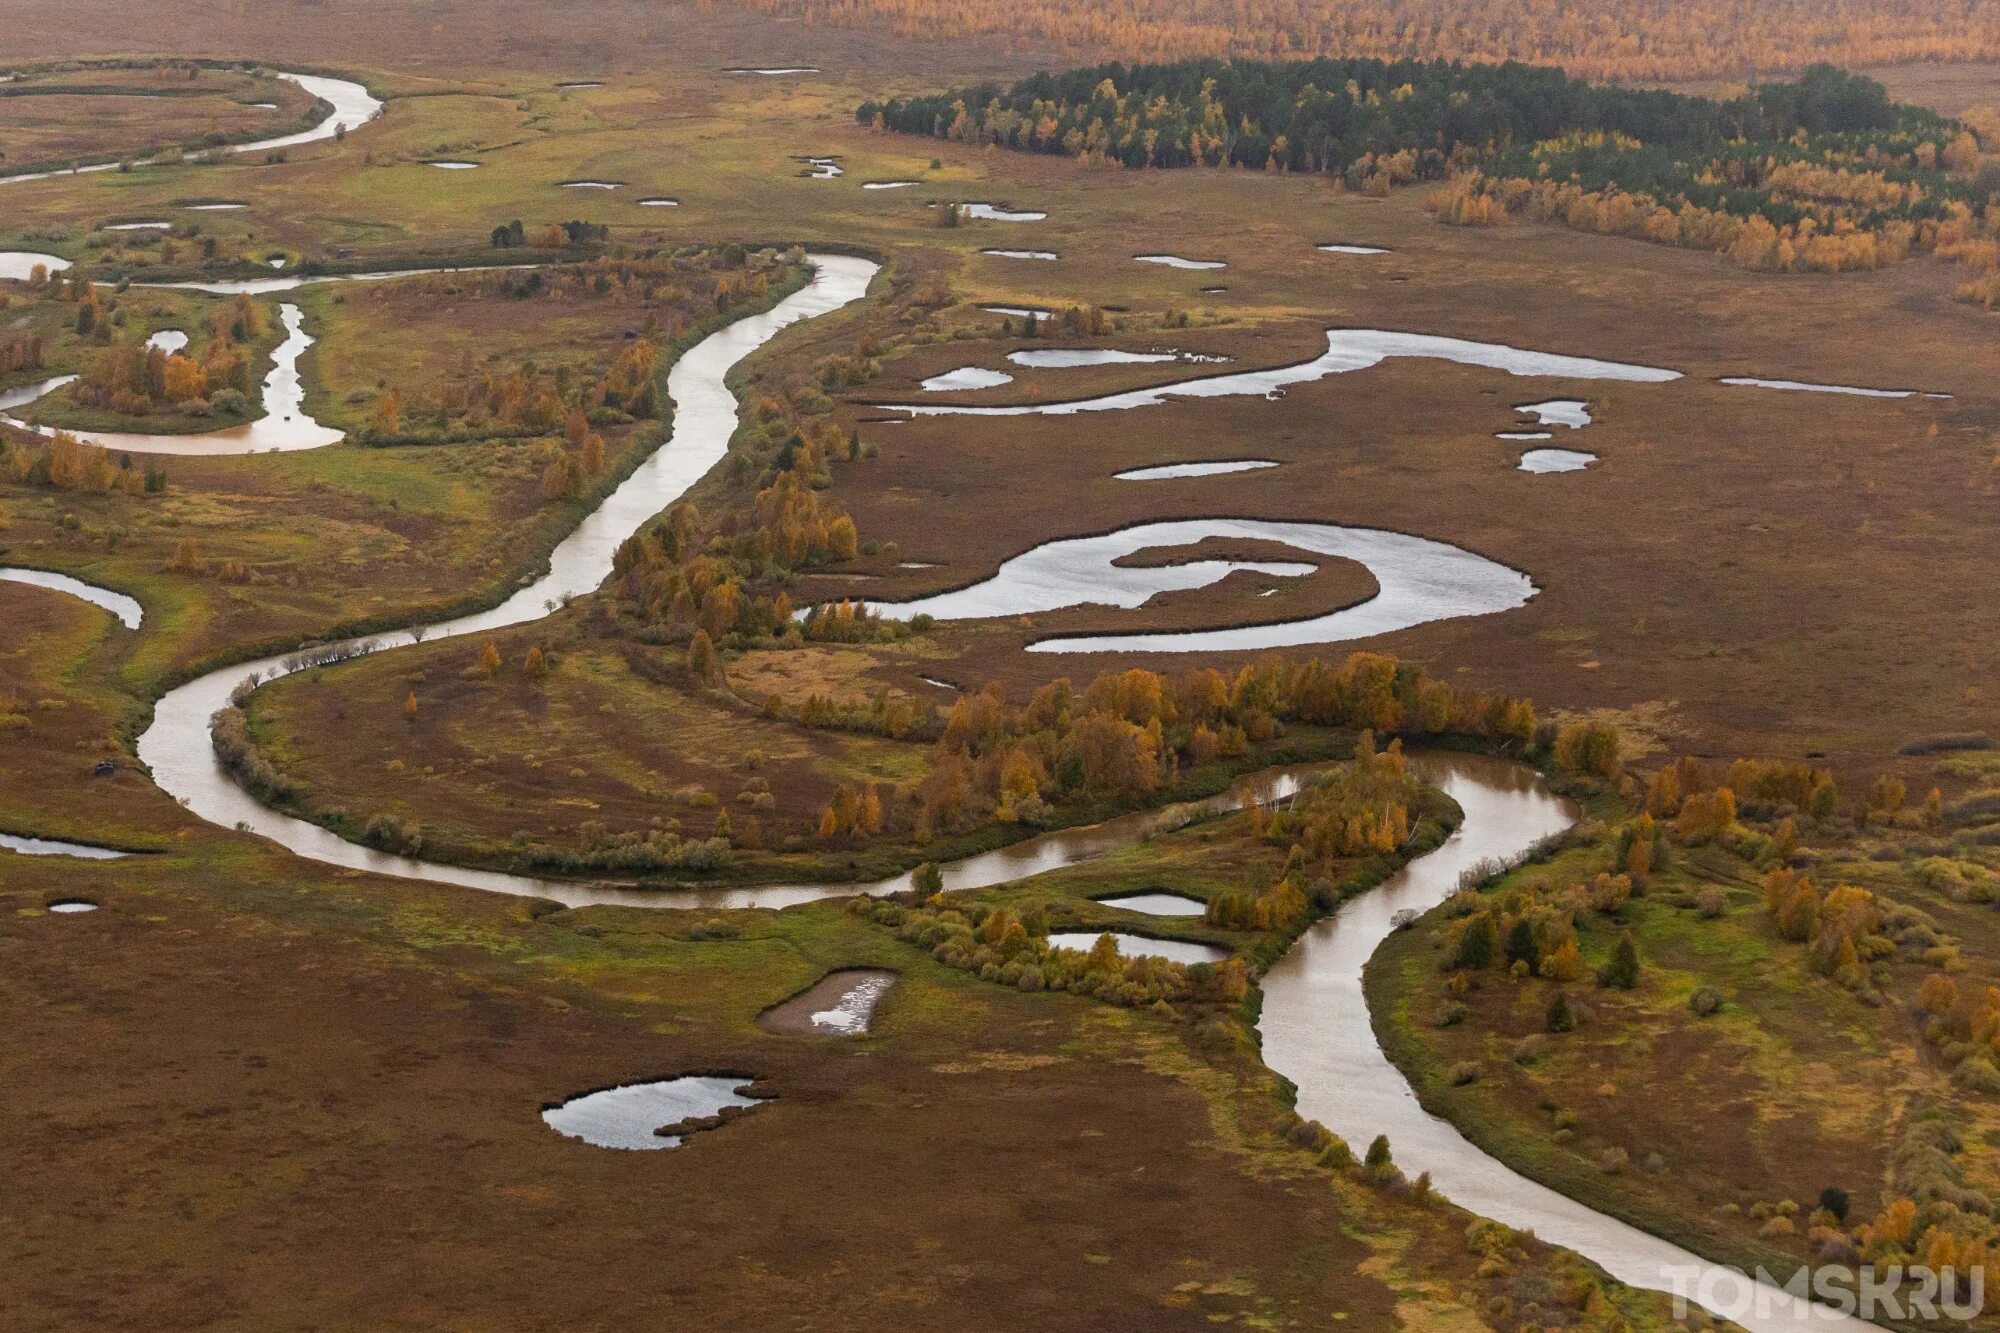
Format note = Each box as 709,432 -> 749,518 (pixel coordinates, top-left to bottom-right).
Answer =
3,12 -> 1999,1331
0,63 -> 317,173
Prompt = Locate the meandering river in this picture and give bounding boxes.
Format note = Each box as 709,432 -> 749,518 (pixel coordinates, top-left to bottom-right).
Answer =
5,235 -> 1874,1325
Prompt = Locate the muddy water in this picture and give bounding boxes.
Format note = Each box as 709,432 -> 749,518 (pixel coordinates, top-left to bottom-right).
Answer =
1259,752 -> 1874,1331
0,567 -> 142,628
759,969 -> 899,1035
847,518 -> 1535,656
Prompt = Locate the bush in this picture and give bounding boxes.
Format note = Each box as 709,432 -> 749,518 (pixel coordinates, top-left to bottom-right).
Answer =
1953,1055 -> 2000,1093
1546,992 -> 1575,1032
1448,1060 -> 1481,1086
1689,986 -> 1723,1017
1597,932 -> 1640,989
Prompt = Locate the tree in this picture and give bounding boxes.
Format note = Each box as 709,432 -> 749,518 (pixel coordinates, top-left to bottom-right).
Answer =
1820,1186 -> 1850,1223
912,861 -> 943,895
1546,991 -> 1575,1032
1598,931 -> 1640,989
1364,1134 -> 1392,1169
523,646 -> 548,681
687,629 -> 719,683
1450,912 -> 1498,970
403,691 -> 418,721
478,639 -> 502,674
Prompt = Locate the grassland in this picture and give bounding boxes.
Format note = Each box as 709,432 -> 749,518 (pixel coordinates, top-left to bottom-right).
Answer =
0,62 -> 316,174
1,14 -> 1996,1330
1367,762 -> 2000,1309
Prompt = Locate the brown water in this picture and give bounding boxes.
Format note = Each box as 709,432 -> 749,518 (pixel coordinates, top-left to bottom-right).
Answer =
758,969 -> 899,1035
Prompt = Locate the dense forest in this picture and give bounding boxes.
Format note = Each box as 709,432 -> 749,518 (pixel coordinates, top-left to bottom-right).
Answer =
864,60 -> 1997,279
750,0 -> 1998,82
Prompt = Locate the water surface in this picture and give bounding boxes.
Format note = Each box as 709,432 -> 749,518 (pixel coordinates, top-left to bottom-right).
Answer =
2,835 -> 128,861
0,568 -> 143,628
1517,448 -> 1597,473
880,329 -> 1680,418
543,1076 -> 763,1150
759,969 -> 898,1035
1095,891 -> 1207,916
1114,460 -> 1275,480
848,518 -> 1536,656
1516,398 -> 1591,428
920,366 -> 1013,391
1045,931 -> 1228,964
1259,752 -> 1871,1331
1134,254 -> 1225,270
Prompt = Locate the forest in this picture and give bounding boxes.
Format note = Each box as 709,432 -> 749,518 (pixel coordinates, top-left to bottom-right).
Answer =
748,0 -> 2000,82
864,60 -> 1994,276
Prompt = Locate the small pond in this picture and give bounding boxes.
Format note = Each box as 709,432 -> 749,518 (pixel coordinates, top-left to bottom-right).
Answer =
2,833 -> 128,860
759,969 -> 899,1035
542,1075 -> 765,1150
1045,931 -> 1230,964
1134,254 -> 1226,270
1095,892 -> 1208,916
920,366 -> 1013,392
1517,448 -> 1597,473
1114,459 -> 1277,480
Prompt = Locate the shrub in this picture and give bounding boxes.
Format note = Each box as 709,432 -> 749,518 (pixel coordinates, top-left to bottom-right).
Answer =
1689,986 -> 1723,1017
1597,932 -> 1640,989
1546,992 -> 1575,1032
1953,1055 -> 2000,1094
1448,1060 -> 1481,1086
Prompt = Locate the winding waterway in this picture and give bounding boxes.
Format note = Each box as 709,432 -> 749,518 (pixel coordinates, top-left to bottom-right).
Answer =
850,518 -> 1537,655
878,328 -> 1681,418
7,198 -> 1874,1322
135,255 -> 880,906
0,71 -> 383,186
1260,752 -> 1871,1331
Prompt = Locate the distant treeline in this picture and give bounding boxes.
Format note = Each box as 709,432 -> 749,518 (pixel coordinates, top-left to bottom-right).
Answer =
864,58 -> 1959,194
863,59 -> 1997,280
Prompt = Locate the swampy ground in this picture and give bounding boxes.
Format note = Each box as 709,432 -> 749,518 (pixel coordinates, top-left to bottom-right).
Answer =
3,2 -> 1999,1328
